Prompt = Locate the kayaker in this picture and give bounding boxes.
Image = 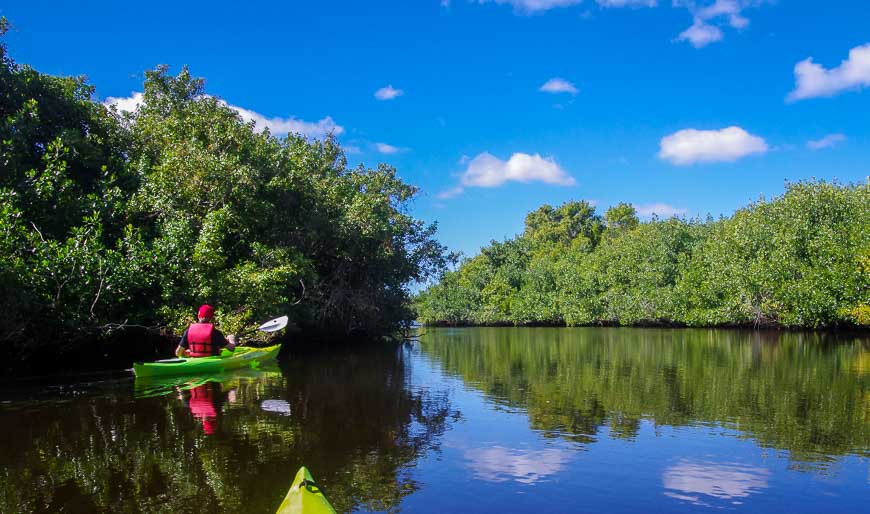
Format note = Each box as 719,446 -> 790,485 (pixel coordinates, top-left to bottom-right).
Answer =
175,304 -> 238,358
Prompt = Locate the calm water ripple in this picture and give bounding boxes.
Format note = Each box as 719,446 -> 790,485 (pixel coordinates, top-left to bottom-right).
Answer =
1,327 -> 868,513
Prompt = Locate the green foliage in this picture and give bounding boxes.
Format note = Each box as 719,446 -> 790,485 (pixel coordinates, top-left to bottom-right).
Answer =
0,33 -> 448,369
0,26 -> 151,356
524,200 -> 603,250
589,218 -> 706,324
678,181 -> 869,328
417,182 -> 870,329
604,202 -> 639,233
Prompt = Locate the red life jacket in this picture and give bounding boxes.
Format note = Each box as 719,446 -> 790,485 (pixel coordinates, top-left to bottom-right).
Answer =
187,323 -> 215,357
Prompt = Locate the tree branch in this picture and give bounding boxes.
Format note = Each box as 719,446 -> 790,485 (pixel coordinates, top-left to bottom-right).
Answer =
30,222 -> 46,243
290,279 -> 306,305
89,258 -> 105,319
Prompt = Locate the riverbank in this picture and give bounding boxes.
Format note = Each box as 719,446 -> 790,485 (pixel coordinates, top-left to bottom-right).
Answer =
0,328 -> 176,378
420,319 -> 870,331
0,325 -> 407,378
416,181 -> 869,330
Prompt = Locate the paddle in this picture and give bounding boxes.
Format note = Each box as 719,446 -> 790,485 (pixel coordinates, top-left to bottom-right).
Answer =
239,315 -> 289,337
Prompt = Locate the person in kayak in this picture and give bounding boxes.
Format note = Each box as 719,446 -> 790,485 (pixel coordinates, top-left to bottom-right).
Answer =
175,304 -> 238,358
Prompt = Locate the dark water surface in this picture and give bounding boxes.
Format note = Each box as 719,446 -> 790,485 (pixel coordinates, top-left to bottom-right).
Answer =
1,328 -> 868,513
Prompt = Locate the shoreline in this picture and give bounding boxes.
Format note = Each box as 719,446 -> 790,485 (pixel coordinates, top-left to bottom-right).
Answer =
418,321 -> 870,334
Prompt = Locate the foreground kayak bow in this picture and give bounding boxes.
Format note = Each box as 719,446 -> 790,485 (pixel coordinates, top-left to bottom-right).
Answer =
276,467 -> 337,514
133,345 -> 280,378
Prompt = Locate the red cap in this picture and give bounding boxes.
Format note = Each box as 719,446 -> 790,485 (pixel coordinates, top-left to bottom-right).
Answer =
198,304 -> 215,319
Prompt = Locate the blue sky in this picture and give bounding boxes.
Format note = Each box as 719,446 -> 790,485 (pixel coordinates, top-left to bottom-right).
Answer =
3,0 -> 869,257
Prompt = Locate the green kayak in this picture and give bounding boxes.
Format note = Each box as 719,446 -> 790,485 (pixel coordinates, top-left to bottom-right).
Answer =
133,345 -> 280,378
276,467 -> 337,514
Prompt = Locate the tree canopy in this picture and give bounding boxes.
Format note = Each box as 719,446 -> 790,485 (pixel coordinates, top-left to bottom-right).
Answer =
0,25 -> 449,373
416,183 -> 870,329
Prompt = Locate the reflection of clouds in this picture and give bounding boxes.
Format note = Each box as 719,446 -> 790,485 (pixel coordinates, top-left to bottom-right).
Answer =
260,399 -> 291,415
464,446 -> 571,484
663,460 -> 770,507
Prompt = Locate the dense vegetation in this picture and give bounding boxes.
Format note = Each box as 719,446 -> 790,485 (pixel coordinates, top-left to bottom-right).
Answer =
416,182 -> 869,329
0,21 -> 449,372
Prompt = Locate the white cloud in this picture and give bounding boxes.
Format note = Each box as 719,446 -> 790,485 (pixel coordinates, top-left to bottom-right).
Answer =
695,0 -> 743,20
478,0 -> 656,12
787,43 -> 870,101
227,103 -> 344,137
677,18 -> 723,48
636,203 -> 687,218
103,92 -> 343,138
675,0 -> 760,48
439,151 -> 575,198
478,0 -> 582,13
539,77 -> 579,95
596,0 -> 656,7
375,142 -> 403,154
104,92 -> 144,113
436,186 -> 466,200
727,13 -> 749,29
659,126 -> 768,165
474,0 -> 762,45
807,133 -> 846,150
461,152 -> 575,187
374,84 -> 404,100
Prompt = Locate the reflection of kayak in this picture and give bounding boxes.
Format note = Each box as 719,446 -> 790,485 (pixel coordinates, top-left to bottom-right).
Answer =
133,364 -> 282,398
276,467 -> 337,514
133,345 -> 280,378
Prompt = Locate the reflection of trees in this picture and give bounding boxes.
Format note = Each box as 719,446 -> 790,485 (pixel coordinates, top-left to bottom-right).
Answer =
279,345 -> 455,513
421,327 -> 870,464
0,345 -> 455,513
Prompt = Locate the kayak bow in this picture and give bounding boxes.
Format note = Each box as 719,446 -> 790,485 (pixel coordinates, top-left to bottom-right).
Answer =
133,345 -> 280,378
276,467 -> 337,514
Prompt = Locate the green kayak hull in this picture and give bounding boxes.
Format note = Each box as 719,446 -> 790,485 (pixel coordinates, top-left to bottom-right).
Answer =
133,345 -> 280,378
276,467 -> 337,514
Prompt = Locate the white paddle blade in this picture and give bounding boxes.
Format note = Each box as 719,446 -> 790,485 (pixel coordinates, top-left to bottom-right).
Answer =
258,315 -> 289,333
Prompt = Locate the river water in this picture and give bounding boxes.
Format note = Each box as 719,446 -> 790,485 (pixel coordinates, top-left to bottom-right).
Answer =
1,327 -> 868,513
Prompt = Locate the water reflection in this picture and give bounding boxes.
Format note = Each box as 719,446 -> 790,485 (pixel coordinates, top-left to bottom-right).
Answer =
261,399 -> 292,416
184,382 -> 235,435
464,446 -> 572,484
662,460 -> 770,507
0,344 -> 457,513
1,329 -> 867,513
421,327 -> 870,465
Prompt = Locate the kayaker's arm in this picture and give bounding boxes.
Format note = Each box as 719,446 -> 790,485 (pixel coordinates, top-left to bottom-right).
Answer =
176,329 -> 191,358
211,328 -> 236,352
